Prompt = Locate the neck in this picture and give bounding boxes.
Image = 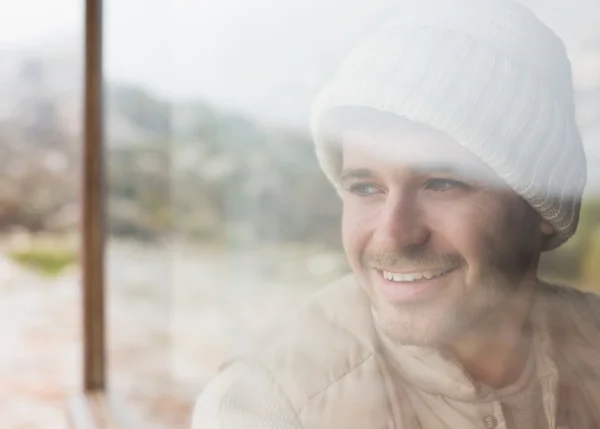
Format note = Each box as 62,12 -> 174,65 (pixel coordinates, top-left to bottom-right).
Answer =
446,272 -> 539,389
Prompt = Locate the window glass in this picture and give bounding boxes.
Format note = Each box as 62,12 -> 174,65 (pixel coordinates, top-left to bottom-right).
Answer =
0,1 -> 82,428
107,0 -> 600,427
104,0 -> 181,427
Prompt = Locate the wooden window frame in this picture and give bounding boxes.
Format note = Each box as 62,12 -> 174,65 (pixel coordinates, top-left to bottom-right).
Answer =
68,0 -> 114,427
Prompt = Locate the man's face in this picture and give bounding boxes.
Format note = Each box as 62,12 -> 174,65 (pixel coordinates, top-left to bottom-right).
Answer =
340,118 -> 548,346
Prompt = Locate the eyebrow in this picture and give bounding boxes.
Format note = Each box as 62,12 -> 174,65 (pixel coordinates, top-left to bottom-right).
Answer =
412,163 -> 473,177
413,162 -> 495,182
339,168 -> 376,183
339,162 -> 492,183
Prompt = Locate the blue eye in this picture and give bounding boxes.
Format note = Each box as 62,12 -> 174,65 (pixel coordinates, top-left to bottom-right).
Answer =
348,183 -> 380,196
425,179 -> 466,191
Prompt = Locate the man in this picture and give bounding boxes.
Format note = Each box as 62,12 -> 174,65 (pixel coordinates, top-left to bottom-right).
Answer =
193,0 -> 600,428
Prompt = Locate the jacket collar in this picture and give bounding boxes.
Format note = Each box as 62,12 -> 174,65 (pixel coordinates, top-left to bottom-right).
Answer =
323,276 -> 600,429
374,283 -> 559,423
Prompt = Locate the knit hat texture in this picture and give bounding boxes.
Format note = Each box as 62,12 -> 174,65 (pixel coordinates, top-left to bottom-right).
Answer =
310,0 -> 587,250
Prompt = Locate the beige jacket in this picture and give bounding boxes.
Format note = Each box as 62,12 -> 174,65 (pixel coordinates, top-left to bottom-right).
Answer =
193,276 -> 600,429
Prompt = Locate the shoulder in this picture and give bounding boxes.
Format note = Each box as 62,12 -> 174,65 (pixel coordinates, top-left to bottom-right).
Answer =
539,281 -> 600,342
193,275 -> 390,428
192,360 -> 302,429
255,274 -> 382,409
540,282 -> 600,319
537,282 -> 600,418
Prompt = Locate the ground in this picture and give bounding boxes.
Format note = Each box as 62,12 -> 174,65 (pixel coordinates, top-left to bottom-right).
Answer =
0,241 -> 346,429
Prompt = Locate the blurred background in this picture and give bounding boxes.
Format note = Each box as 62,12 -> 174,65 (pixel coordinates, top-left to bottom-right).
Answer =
0,0 -> 599,427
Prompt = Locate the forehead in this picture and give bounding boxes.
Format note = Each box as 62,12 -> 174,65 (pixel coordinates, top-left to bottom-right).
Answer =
340,116 -> 497,180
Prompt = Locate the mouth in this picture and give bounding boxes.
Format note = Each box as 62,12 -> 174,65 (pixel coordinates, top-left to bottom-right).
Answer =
382,267 -> 455,283
375,266 -> 458,303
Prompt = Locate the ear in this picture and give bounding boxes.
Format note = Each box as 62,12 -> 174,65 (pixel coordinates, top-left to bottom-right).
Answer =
540,220 -> 555,236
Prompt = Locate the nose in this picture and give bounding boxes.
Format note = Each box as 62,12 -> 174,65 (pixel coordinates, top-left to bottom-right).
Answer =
370,193 -> 430,252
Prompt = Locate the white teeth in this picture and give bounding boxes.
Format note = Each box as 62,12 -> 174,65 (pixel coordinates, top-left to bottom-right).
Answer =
383,268 -> 451,283
393,272 -> 423,282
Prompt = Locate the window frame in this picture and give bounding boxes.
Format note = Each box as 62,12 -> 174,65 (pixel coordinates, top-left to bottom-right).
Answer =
68,0 -> 111,426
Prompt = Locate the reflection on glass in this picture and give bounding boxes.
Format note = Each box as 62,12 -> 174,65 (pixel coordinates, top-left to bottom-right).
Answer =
106,0 -> 600,428
0,1 -> 82,427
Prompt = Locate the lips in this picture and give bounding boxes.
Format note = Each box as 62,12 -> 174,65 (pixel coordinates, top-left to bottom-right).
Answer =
382,268 -> 454,282
376,266 -> 457,303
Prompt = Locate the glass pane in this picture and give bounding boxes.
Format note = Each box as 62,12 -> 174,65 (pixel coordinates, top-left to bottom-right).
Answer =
0,1 -> 83,428
104,0 -> 181,427
107,0 -> 600,427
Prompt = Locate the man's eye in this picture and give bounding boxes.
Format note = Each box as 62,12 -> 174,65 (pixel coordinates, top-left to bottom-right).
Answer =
348,183 -> 380,196
425,178 -> 466,192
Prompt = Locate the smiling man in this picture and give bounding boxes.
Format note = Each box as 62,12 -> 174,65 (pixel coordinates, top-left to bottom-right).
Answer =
334,110 -> 549,354
193,1 -> 600,428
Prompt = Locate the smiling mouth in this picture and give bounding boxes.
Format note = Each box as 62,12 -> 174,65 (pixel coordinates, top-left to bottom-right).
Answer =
381,267 -> 455,282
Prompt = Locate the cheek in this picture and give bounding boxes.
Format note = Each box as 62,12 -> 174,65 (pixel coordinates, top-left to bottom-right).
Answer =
427,200 -> 493,261
341,200 -> 376,264
428,193 -> 528,277
341,204 -> 361,261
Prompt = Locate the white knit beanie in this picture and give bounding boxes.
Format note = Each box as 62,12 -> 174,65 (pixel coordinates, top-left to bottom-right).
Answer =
310,0 -> 587,251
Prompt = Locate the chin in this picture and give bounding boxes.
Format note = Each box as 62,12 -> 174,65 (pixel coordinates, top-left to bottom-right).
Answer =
375,308 -> 455,346
372,285 -> 480,347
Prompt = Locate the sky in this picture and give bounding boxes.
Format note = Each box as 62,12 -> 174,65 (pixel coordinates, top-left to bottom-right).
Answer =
0,0 -> 598,128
